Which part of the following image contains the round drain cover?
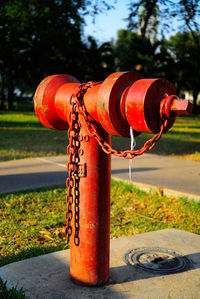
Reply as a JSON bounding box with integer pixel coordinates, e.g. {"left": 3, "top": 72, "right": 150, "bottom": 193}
{"left": 124, "top": 247, "right": 190, "bottom": 274}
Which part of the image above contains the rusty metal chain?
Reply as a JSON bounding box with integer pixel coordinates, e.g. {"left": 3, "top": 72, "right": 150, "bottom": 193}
{"left": 72, "top": 82, "right": 169, "bottom": 159}
{"left": 65, "top": 99, "right": 81, "bottom": 246}
{"left": 65, "top": 81, "right": 169, "bottom": 246}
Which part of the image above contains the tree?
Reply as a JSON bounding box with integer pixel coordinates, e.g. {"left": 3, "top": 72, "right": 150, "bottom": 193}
{"left": 127, "top": 1, "right": 200, "bottom": 41}
{"left": 169, "top": 31, "right": 200, "bottom": 113}
{"left": 0, "top": 0, "right": 85, "bottom": 109}
{"left": 127, "top": 0, "right": 161, "bottom": 40}
{"left": 0, "top": 0, "right": 115, "bottom": 110}
{"left": 113, "top": 29, "right": 163, "bottom": 77}
{"left": 126, "top": 1, "right": 200, "bottom": 113}
{"left": 83, "top": 36, "right": 115, "bottom": 82}
{"left": 175, "top": 1, "right": 200, "bottom": 37}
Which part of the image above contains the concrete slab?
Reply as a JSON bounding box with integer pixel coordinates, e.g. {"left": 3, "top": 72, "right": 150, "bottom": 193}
{"left": 1, "top": 229, "right": 200, "bottom": 299}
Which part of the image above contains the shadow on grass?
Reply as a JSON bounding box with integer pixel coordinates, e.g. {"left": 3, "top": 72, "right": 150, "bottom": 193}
{"left": 139, "top": 137, "right": 199, "bottom": 154}
{"left": 0, "top": 121, "right": 43, "bottom": 128}
{"left": 0, "top": 128, "right": 68, "bottom": 161}
{"left": 166, "top": 131, "right": 200, "bottom": 137}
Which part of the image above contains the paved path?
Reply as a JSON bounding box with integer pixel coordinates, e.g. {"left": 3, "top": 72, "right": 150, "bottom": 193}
{"left": 0, "top": 154, "right": 199, "bottom": 200}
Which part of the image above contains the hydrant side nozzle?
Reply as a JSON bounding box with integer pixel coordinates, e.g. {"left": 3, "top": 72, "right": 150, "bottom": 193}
{"left": 160, "top": 95, "right": 193, "bottom": 119}
{"left": 170, "top": 99, "right": 193, "bottom": 115}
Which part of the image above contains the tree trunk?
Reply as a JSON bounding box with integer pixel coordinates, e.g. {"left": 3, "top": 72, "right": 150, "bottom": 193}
{"left": 0, "top": 72, "right": 6, "bottom": 110}
{"left": 140, "top": 1, "right": 158, "bottom": 40}
{"left": 192, "top": 89, "right": 199, "bottom": 114}
{"left": 7, "top": 75, "right": 14, "bottom": 110}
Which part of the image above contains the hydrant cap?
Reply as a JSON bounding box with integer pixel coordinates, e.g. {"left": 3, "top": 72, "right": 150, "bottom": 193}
{"left": 34, "top": 74, "right": 79, "bottom": 130}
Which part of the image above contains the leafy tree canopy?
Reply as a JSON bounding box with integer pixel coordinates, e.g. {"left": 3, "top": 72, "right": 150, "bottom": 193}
{"left": 127, "top": 0, "right": 200, "bottom": 40}
{"left": 0, "top": 0, "right": 115, "bottom": 110}
{"left": 169, "top": 31, "right": 200, "bottom": 112}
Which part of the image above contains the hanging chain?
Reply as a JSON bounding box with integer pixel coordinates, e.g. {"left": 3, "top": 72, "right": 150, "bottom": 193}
{"left": 65, "top": 82, "right": 101, "bottom": 246}
{"left": 71, "top": 82, "right": 169, "bottom": 159}
{"left": 65, "top": 98, "right": 81, "bottom": 246}
{"left": 65, "top": 81, "right": 169, "bottom": 246}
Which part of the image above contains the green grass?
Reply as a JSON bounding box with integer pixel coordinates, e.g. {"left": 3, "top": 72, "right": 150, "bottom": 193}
{"left": 112, "top": 115, "right": 200, "bottom": 161}
{"left": 0, "top": 111, "right": 67, "bottom": 161}
{"left": 0, "top": 111, "right": 200, "bottom": 161}
{"left": 0, "top": 180, "right": 199, "bottom": 268}
{"left": 110, "top": 180, "right": 200, "bottom": 237}
{"left": 0, "top": 187, "right": 68, "bottom": 267}
{"left": 0, "top": 179, "right": 199, "bottom": 297}
{"left": 0, "top": 279, "right": 26, "bottom": 299}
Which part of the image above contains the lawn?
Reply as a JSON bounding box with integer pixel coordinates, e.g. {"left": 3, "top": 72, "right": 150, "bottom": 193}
{"left": 0, "top": 111, "right": 200, "bottom": 162}
{"left": 0, "top": 179, "right": 199, "bottom": 268}
{"left": 0, "top": 111, "right": 67, "bottom": 161}
{"left": 112, "top": 115, "right": 200, "bottom": 161}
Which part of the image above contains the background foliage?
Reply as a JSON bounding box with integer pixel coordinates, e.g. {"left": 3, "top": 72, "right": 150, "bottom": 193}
{"left": 0, "top": 0, "right": 200, "bottom": 112}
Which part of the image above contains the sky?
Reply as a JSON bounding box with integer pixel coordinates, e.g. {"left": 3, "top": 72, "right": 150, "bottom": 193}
{"left": 83, "top": 1, "right": 183, "bottom": 44}
{"left": 83, "top": 0, "right": 130, "bottom": 43}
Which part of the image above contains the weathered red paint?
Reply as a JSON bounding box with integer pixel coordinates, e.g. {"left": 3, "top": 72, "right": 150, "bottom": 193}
{"left": 84, "top": 84, "right": 101, "bottom": 123}
{"left": 97, "top": 72, "right": 143, "bottom": 137}
{"left": 34, "top": 71, "right": 192, "bottom": 287}
{"left": 125, "top": 78, "right": 176, "bottom": 134}
{"left": 34, "top": 74, "right": 79, "bottom": 130}
{"left": 70, "top": 120, "right": 111, "bottom": 286}
{"left": 55, "top": 82, "right": 80, "bottom": 124}
{"left": 160, "top": 95, "right": 193, "bottom": 117}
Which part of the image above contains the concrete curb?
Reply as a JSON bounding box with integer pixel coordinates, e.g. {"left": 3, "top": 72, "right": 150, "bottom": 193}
{"left": 112, "top": 176, "right": 200, "bottom": 202}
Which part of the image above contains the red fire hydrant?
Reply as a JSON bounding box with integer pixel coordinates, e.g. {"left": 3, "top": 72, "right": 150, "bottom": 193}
{"left": 34, "top": 72, "right": 192, "bottom": 286}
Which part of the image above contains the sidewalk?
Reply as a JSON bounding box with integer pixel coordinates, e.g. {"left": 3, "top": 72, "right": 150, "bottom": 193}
{"left": 0, "top": 154, "right": 199, "bottom": 200}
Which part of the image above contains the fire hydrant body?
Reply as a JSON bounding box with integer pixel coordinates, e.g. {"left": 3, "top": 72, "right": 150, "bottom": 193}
{"left": 34, "top": 72, "right": 192, "bottom": 286}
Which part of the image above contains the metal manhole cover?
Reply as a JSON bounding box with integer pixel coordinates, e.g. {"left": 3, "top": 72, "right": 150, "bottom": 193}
{"left": 124, "top": 247, "right": 191, "bottom": 274}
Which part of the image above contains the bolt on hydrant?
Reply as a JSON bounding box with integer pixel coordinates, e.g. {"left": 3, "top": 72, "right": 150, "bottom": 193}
{"left": 34, "top": 71, "right": 192, "bottom": 286}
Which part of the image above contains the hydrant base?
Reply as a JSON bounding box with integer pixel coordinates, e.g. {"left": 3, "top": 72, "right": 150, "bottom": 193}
{"left": 70, "top": 276, "right": 109, "bottom": 287}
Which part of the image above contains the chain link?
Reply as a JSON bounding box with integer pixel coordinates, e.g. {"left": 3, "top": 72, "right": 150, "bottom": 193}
{"left": 65, "top": 100, "right": 81, "bottom": 246}
{"left": 71, "top": 82, "right": 169, "bottom": 159}
{"left": 65, "top": 81, "right": 169, "bottom": 246}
